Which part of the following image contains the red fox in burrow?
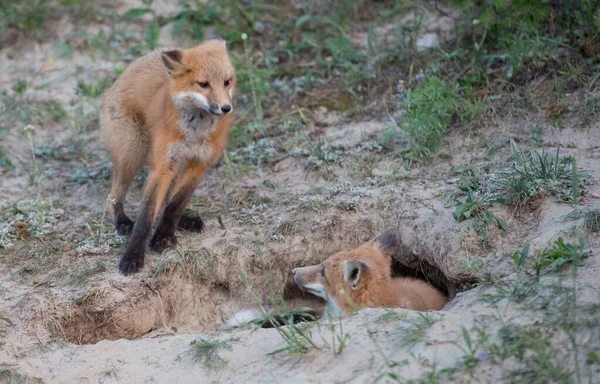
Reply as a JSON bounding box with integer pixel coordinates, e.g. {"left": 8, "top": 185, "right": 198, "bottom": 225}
{"left": 292, "top": 231, "right": 448, "bottom": 315}
{"left": 226, "top": 231, "right": 448, "bottom": 327}
{"left": 100, "top": 37, "right": 235, "bottom": 275}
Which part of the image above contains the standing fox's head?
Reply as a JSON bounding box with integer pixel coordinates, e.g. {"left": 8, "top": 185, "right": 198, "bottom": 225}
{"left": 162, "top": 36, "right": 236, "bottom": 119}
{"left": 292, "top": 231, "right": 399, "bottom": 314}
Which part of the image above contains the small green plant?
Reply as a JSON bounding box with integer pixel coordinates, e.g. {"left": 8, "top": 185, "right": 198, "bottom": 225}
{"left": 240, "top": 33, "right": 265, "bottom": 122}
{"left": 454, "top": 326, "right": 490, "bottom": 370}
{"left": 376, "top": 309, "right": 408, "bottom": 323}
{"left": 488, "top": 142, "right": 594, "bottom": 208}
{"left": 349, "top": 154, "right": 377, "bottom": 179}
{"left": 584, "top": 207, "right": 600, "bottom": 232}
{"left": 531, "top": 126, "right": 544, "bottom": 147}
{"left": 75, "top": 79, "right": 110, "bottom": 99}
{"left": 562, "top": 205, "right": 600, "bottom": 233}
{"left": 149, "top": 247, "right": 214, "bottom": 280}
{"left": 24, "top": 125, "right": 42, "bottom": 194}
{"left": 69, "top": 261, "right": 107, "bottom": 286}
{"left": 533, "top": 237, "right": 590, "bottom": 276}
{"left": 0, "top": 198, "right": 63, "bottom": 248}
{"left": 0, "top": 316, "right": 14, "bottom": 326}
{"left": 302, "top": 140, "right": 345, "bottom": 170}
{"left": 170, "top": 1, "right": 221, "bottom": 41}
{"left": 383, "top": 75, "right": 480, "bottom": 161}
{"left": 321, "top": 313, "right": 350, "bottom": 356}
{"left": 236, "top": 268, "right": 321, "bottom": 357}
{"left": 75, "top": 195, "right": 124, "bottom": 255}
{"left": 0, "top": 2, "right": 50, "bottom": 38}
{"left": 458, "top": 255, "right": 488, "bottom": 274}
{"left": 265, "top": 309, "right": 321, "bottom": 356}
{"left": 397, "top": 313, "right": 437, "bottom": 347}
{"left": 509, "top": 238, "right": 589, "bottom": 277}
{"left": 452, "top": 185, "right": 508, "bottom": 247}
{"left": 122, "top": 0, "right": 160, "bottom": 53}
{"left": 0, "top": 145, "right": 14, "bottom": 171}
{"left": 188, "top": 338, "right": 231, "bottom": 368}
{"left": 510, "top": 244, "right": 530, "bottom": 272}
{"left": 488, "top": 323, "right": 572, "bottom": 383}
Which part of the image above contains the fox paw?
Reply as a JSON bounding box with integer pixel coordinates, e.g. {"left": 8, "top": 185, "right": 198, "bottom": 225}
{"left": 178, "top": 214, "right": 204, "bottom": 233}
{"left": 150, "top": 233, "right": 178, "bottom": 253}
{"left": 118, "top": 251, "right": 144, "bottom": 275}
{"left": 116, "top": 217, "right": 135, "bottom": 236}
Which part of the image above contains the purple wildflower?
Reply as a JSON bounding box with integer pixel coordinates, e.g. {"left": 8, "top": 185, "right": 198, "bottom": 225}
{"left": 415, "top": 70, "right": 424, "bottom": 83}
{"left": 478, "top": 351, "right": 488, "bottom": 362}
{"left": 396, "top": 80, "right": 405, "bottom": 94}
{"left": 399, "top": 93, "right": 405, "bottom": 100}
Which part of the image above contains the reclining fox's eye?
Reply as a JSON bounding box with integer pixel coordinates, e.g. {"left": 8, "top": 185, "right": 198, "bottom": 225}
{"left": 198, "top": 81, "right": 210, "bottom": 89}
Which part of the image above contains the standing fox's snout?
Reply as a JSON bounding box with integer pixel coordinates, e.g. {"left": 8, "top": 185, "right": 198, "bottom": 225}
{"left": 208, "top": 101, "right": 232, "bottom": 116}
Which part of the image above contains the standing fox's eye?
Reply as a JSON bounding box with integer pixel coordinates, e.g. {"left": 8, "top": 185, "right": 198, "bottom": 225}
{"left": 320, "top": 266, "right": 325, "bottom": 277}
{"left": 224, "top": 79, "right": 231, "bottom": 87}
{"left": 197, "top": 82, "right": 210, "bottom": 89}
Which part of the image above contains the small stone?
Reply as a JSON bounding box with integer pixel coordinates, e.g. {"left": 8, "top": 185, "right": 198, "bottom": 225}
{"left": 416, "top": 33, "right": 440, "bottom": 52}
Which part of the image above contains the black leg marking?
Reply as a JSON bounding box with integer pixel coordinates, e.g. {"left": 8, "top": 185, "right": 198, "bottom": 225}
{"left": 119, "top": 197, "right": 154, "bottom": 275}
{"left": 177, "top": 212, "right": 205, "bottom": 232}
{"left": 114, "top": 202, "right": 134, "bottom": 236}
{"left": 150, "top": 184, "right": 197, "bottom": 253}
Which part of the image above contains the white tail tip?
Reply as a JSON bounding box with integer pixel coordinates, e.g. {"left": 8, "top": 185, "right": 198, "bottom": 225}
{"left": 225, "top": 309, "right": 263, "bottom": 327}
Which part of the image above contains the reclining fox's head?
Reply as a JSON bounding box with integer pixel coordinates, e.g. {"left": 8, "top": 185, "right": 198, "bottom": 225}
{"left": 292, "top": 230, "right": 399, "bottom": 314}
{"left": 162, "top": 36, "right": 236, "bottom": 119}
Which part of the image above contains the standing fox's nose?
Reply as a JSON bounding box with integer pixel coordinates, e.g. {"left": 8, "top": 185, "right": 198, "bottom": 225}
{"left": 221, "top": 104, "right": 232, "bottom": 114}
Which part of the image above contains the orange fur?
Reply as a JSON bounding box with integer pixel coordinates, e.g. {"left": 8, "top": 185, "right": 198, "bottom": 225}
{"left": 293, "top": 238, "right": 448, "bottom": 313}
{"left": 100, "top": 38, "right": 236, "bottom": 275}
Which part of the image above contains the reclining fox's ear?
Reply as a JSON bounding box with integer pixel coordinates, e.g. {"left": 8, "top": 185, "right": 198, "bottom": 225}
{"left": 373, "top": 229, "right": 400, "bottom": 257}
{"left": 343, "top": 260, "right": 368, "bottom": 289}
{"left": 207, "top": 35, "right": 227, "bottom": 47}
{"left": 161, "top": 50, "right": 191, "bottom": 76}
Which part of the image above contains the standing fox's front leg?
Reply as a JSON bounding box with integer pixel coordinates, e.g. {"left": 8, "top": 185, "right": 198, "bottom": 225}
{"left": 149, "top": 163, "right": 207, "bottom": 253}
{"left": 119, "top": 166, "right": 177, "bottom": 275}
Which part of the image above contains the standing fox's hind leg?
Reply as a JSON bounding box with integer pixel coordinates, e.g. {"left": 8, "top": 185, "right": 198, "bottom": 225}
{"left": 177, "top": 212, "right": 205, "bottom": 232}
{"left": 108, "top": 136, "right": 148, "bottom": 235}
{"left": 110, "top": 160, "right": 135, "bottom": 235}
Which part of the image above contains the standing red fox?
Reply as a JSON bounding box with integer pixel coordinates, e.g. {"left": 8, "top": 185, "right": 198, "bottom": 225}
{"left": 100, "top": 37, "right": 235, "bottom": 275}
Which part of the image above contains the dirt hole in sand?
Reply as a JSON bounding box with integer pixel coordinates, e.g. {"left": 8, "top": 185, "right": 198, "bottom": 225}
{"left": 57, "top": 230, "right": 458, "bottom": 345}
{"left": 390, "top": 257, "right": 458, "bottom": 300}
{"left": 58, "top": 272, "right": 327, "bottom": 345}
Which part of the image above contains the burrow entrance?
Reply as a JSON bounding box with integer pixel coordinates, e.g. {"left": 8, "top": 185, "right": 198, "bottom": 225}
{"left": 56, "top": 229, "right": 460, "bottom": 345}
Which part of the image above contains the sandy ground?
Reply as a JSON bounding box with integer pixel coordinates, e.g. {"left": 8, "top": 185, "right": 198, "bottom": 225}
{"left": 1, "top": 2, "right": 599, "bottom": 383}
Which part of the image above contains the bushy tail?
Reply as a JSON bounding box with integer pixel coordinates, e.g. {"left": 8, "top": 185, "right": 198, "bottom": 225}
{"left": 225, "top": 307, "right": 319, "bottom": 328}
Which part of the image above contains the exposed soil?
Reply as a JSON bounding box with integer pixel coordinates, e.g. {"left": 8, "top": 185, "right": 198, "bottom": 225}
{"left": 1, "top": 1, "right": 599, "bottom": 383}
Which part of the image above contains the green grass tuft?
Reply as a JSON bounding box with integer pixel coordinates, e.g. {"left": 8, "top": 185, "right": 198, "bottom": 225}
{"left": 188, "top": 338, "right": 232, "bottom": 368}
{"left": 488, "top": 143, "right": 594, "bottom": 207}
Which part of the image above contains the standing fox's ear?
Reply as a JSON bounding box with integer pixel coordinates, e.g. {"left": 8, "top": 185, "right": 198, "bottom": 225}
{"left": 373, "top": 229, "right": 400, "bottom": 257}
{"left": 161, "top": 50, "right": 191, "bottom": 76}
{"left": 343, "top": 260, "right": 368, "bottom": 289}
